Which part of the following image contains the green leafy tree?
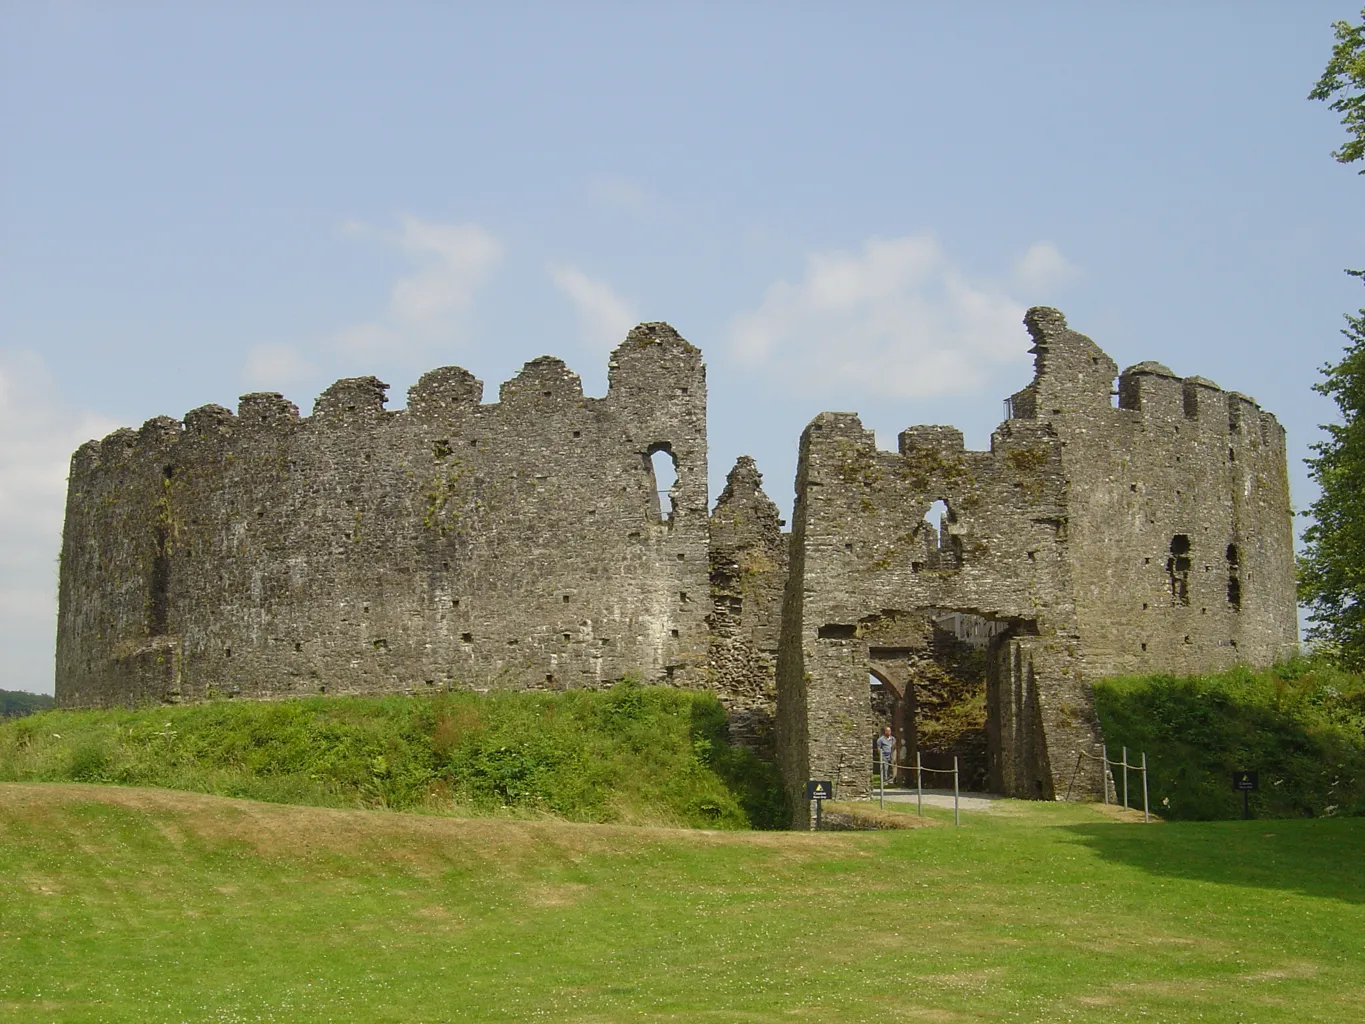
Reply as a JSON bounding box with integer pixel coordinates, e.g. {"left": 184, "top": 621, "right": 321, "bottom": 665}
{"left": 1302, "top": 9, "right": 1365, "bottom": 663}
{"left": 1309, "top": 8, "right": 1365, "bottom": 169}
{"left": 1300, "top": 278, "right": 1365, "bottom": 665}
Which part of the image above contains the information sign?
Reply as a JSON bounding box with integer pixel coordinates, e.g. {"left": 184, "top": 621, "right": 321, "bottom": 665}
{"left": 806, "top": 779, "right": 833, "bottom": 829}
{"left": 805, "top": 779, "right": 834, "bottom": 801}
{"left": 1232, "top": 770, "right": 1258, "bottom": 819}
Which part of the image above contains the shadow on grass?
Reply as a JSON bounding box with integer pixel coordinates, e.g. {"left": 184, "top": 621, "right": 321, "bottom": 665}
{"left": 1094, "top": 666, "right": 1365, "bottom": 820}
{"left": 687, "top": 698, "right": 788, "bottom": 829}
{"left": 1061, "top": 816, "right": 1365, "bottom": 904}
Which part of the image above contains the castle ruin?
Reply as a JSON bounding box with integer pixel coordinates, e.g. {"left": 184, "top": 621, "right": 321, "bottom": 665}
{"left": 55, "top": 309, "right": 1298, "bottom": 817}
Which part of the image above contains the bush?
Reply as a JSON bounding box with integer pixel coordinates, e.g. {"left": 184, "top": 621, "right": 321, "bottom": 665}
{"left": 1094, "top": 658, "right": 1365, "bottom": 820}
{"left": 0, "top": 684, "right": 786, "bottom": 829}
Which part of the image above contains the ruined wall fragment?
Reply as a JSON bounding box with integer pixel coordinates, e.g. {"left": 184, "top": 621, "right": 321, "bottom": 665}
{"left": 708, "top": 456, "right": 788, "bottom": 753}
{"left": 775, "top": 406, "right": 1091, "bottom": 819}
{"left": 778, "top": 306, "right": 1296, "bottom": 819}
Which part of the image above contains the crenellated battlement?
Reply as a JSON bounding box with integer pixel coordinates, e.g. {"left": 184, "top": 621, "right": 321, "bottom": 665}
{"left": 407, "top": 368, "right": 483, "bottom": 420}
{"left": 79, "top": 334, "right": 712, "bottom": 481}
{"left": 59, "top": 325, "right": 710, "bottom": 712}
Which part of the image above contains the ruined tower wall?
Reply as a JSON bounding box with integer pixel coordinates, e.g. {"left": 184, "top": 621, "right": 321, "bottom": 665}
{"left": 774, "top": 407, "right": 1099, "bottom": 813}
{"left": 779, "top": 308, "right": 1297, "bottom": 817}
{"left": 1010, "top": 310, "right": 1298, "bottom": 681}
{"left": 56, "top": 324, "right": 710, "bottom": 707}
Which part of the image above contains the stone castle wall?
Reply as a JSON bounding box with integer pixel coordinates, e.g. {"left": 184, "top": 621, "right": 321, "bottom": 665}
{"left": 56, "top": 324, "right": 712, "bottom": 707}
{"left": 773, "top": 407, "right": 1092, "bottom": 811}
{"left": 56, "top": 308, "right": 1298, "bottom": 816}
{"left": 708, "top": 456, "right": 788, "bottom": 753}
{"left": 775, "top": 308, "right": 1297, "bottom": 819}
{"left": 1011, "top": 311, "right": 1297, "bottom": 678}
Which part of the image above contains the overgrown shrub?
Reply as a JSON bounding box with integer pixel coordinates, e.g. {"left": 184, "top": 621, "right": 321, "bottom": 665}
{"left": 1094, "top": 658, "right": 1365, "bottom": 820}
{"left": 0, "top": 684, "right": 786, "bottom": 829}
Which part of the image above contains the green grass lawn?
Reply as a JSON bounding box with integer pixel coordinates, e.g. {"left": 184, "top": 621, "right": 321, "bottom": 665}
{"left": 3, "top": 784, "right": 1363, "bottom": 1022}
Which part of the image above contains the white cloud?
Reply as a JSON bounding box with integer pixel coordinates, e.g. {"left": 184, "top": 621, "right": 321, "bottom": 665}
{"left": 388, "top": 218, "right": 502, "bottom": 338}
{"left": 0, "top": 352, "right": 116, "bottom": 694}
{"left": 333, "top": 324, "right": 403, "bottom": 359}
{"left": 245, "top": 217, "right": 502, "bottom": 386}
{"left": 730, "top": 235, "right": 1037, "bottom": 399}
{"left": 586, "top": 176, "right": 659, "bottom": 217}
{"left": 550, "top": 265, "right": 637, "bottom": 351}
{"left": 242, "top": 344, "right": 316, "bottom": 389}
{"left": 1013, "top": 241, "right": 1079, "bottom": 292}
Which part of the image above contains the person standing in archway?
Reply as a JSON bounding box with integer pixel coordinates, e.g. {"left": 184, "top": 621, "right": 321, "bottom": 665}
{"left": 876, "top": 726, "right": 895, "bottom": 788}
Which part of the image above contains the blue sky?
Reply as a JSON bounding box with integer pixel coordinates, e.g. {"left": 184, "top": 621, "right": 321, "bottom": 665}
{"left": 2, "top": 2, "right": 1361, "bottom": 695}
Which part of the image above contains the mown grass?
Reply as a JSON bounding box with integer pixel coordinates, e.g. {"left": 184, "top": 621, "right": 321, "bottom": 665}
{"left": 0, "top": 684, "right": 785, "bottom": 829}
{"left": 1094, "top": 657, "right": 1365, "bottom": 820}
{"left": 2, "top": 784, "right": 1363, "bottom": 1022}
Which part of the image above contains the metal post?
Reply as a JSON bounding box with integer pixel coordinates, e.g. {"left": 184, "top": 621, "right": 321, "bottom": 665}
{"left": 1122, "top": 745, "right": 1129, "bottom": 810}
{"left": 815, "top": 798, "right": 822, "bottom": 831}
{"left": 916, "top": 751, "right": 923, "bottom": 817}
{"left": 1101, "top": 743, "right": 1109, "bottom": 804}
{"left": 879, "top": 757, "right": 886, "bottom": 811}
{"left": 953, "top": 755, "right": 960, "bottom": 827}
{"left": 1141, "top": 751, "right": 1150, "bottom": 824}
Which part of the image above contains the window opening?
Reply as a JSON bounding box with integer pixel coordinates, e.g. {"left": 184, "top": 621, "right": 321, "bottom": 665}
{"left": 1182, "top": 382, "right": 1199, "bottom": 420}
{"left": 647, "top": 444, "right": 679, "bottom": 522}
{"left": 921, "top": 499, "right": 962, "bottom": 569}
{"left": 1226, "top": 543, "right": 1242, "bottom": 611}
{"left": 1167, "top": 535, "right": 1192, "bottom": 605}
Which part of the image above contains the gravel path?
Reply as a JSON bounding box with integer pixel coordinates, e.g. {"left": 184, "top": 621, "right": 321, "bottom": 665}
{"left": 872, "top": 788, "right": 1006, "bottom": 811}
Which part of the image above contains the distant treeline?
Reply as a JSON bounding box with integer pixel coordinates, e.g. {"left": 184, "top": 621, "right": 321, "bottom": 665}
{"left": 0, "top": 691, "right": 55, "bottom": 719}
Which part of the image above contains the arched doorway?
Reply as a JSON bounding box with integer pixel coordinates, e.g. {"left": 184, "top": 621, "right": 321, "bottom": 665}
{"left": 867, "top": 664, "right": 910, "bottom": 784}
{"left": 861, "top": 610, "right": 1029, "bottom": 793}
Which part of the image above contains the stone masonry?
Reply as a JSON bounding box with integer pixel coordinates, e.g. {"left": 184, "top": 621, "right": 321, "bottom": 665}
{"left": 56, "top": 309, "right": 1297, "bottom": 814}
{"left": 57, "top": 325, "right": 711, "bottom": 706}
{"left": 775, "top": 309, "right": 1297, "bottom": 820}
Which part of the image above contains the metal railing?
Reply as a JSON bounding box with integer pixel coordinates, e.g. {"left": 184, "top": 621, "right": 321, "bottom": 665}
{"left": 873, "top": 754, "right": 962, "bottom": 826}
{"left": 1067, "top": 744, "right": 1150, "bottom": 823}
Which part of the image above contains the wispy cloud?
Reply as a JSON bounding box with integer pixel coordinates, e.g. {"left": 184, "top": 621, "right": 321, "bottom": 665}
{"left": 242, "top": 217, "right": 502, "bottom": 391}
{"left": 730, "top": 235, "right": 1067, "bottom": 399}
{"left": 1012, "top": 241, "right": 1079, "bottom": 293}
{"left": 387, "top": 218, "right": 502, "bottom": 339}
{"left": 0, "top": 351, "right": 116, "bottom": 693}
{"left": 550, "top": 265, "right": 637, "bottom": 351}
{"left": 585, "top": 176, "right": 661, "bottom": 218}
{"left": 242, "top": 344, "right": 317, "bottom": 389}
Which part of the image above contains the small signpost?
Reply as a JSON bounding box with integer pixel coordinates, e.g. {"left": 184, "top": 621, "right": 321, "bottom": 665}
{"left": 1232, "top": 770, "right": 1259, "bottom": 820}
{"left": 806, "top": 779, "right": 833, "bottom": 830}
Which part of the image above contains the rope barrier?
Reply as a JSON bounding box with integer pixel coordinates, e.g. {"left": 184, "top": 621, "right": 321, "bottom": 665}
{"left": 1076, "top": 748, "right": 1146, "bottom": 771}
{"left": 865, "top": 760, "right": 957, "bottom": 774}
{"left": 1065, "top": 745, "right": 1150, "bottom": 822}
{"left": 866, "top": 753, "right": 961, "bottom": 825}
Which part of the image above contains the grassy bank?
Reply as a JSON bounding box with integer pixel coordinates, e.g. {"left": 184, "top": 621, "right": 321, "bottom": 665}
{"left": 3, "top": 784, "right": 1363, "bottom": 1022}
{"left": 0, "top": 684, "right": 784, "bottom": 829}
{"left": 1094, "top": 658, "right": 1365, "bottom": 820}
